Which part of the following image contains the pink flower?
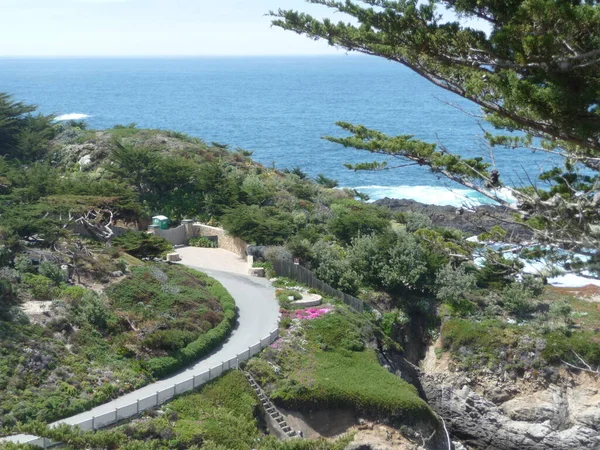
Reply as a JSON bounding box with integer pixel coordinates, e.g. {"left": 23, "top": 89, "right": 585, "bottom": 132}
{"left": 294, "top": 307, "right": 332, "bottom": 320}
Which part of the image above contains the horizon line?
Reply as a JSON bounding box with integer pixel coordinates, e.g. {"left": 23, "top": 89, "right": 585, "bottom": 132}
{"left": 0, "top": 53, "right": 361, "bottom": 59}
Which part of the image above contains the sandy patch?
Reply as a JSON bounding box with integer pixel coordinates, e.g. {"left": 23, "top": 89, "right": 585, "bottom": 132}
{"left": 21, "top": 300, "right": 53, "bottom": 323}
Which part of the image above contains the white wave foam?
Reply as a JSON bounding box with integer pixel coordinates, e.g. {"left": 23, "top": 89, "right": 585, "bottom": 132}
{"left": 55, "top": 113, "right": 91, "bottom": 121}
{"left": 352, "top": 185, "right": 516, "bottom": 207}
{"left": 548, "top": 273, "right": 600, "bottom": 288}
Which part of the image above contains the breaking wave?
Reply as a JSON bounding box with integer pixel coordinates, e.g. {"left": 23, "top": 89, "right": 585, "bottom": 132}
{"left": 353, "top": 185, "right": 517, "bottom": 207}
{"left": 55, "top": 113, "right": 91, "bottom": 121}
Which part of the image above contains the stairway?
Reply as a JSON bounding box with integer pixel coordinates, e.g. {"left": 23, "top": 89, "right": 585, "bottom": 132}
{"left": 243, "top": 371, "right": 300, "bottom": 439}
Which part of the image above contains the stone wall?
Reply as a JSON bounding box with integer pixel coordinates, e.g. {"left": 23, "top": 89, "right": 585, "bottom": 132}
{"left": 147, "top": 221, "right": 248, "bottom": 260}
{"left": 192, "top": 224, "right": 247, "bottom": 258}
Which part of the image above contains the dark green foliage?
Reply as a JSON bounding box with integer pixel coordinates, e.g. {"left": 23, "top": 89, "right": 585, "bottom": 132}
{"left": 0, "top": 264, "right": 234, "bottom": 428}
{"left": 221, "top": 205, "right": 294, "bottom": 245}
{"left": 38, "top": 262, "right": 66, "bottom": 285}
{"left": 21, "top": 274, "right": 57, "bottom": 300}
{"left": 0, "top": 93, "right": 56, "bottom": 161}
{"left": 113, "top": 231, "right": 173, "bottom": 259}
{"left": 327, "top": 200, "right": 390, "bottom": 245}
{"left": 314, "top": 174, "right": 339, "bottom": 188}
{"left": 105, "top": 265, "right": 236, "bottom": 378}
{"left": 68, "top": 291, "right": 117, "bottom": 332}
{"left": 12, "top": 371, "right": 351, "bottom": 449}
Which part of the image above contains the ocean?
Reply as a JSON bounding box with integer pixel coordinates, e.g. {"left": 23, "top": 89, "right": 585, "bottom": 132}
{"left": 0, "top": 55, "right": 560, "bottom": 206}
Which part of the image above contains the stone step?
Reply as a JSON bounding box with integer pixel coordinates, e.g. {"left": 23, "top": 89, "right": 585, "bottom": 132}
{"left": 270, "top": 412, "right": 280, "bottom": 419}
{"left": 279, "top": 421, "right": 287, "bottom": 427}
{"left": 275, "top": 416, "right": 284, "bottom": 423}
{"left": 282, "top": 426, "right": 291, "bottom": 433}
{"left": 288, "top": 431, "right": 297, "bottom": 437}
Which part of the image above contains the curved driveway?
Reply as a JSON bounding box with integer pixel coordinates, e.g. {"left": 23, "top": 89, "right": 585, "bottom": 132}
{"left": 2, "top": 264, "right": 279, "bottom": 445}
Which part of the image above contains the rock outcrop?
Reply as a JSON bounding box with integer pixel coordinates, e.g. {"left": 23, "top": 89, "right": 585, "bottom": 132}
{"left": 374, "top": 198, "right": 532, "bottom": 242}
{"left": 380, "top": 344, "right": 600, "bottom": 450}
{"left": 420, "top": 372, "right": 600, "bottom": 450}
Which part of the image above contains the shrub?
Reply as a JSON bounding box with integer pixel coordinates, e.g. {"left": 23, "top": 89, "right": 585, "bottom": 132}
{"left": 39, "top": 262, "right": 67, "bottom": 285}
{"left": 22, "top": 274, "right": 56, "bottom": 300}
{"left": 542, "top": 330, "right": 600, "bottom": 367}
{"left": 189, "top": 236, "right": 217, "bottom": 248}
{"left": 549, "top": 301, "right": 573, "bottom": 325}
{"left": 502, "top": 282, "right": 537, "bottom": 317}
{"left": 59, "top": 285, "right": 88, "bottom": 302}
{"left": 144, "top": 329, "right": 198, "bottom": 352}
{"left": 14, "top": 255, "right": 35, "bottom": 274}
{"left": 435, "top": 264, "right": 477, "bottom": 314}
{"left": 113, "top": 231, "right": 173, "bottom": 259}
{"left": 328, "top": 200, "right": 390, "bottom": 245}
{"left": 221, "top": 205, "right": 295, "bottom": 245}
{"left": 401, "top": 212, "right": 433, "bottom": 233}
{"left": 142, "top": 274, "right": 237, "bottom": 378}
{"left": 68, "top": 291, "right": 116, "bottom": 332}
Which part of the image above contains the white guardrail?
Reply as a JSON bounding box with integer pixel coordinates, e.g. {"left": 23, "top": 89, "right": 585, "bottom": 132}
{"left": 14, "top": 323, "right": 281, "bottom": 449}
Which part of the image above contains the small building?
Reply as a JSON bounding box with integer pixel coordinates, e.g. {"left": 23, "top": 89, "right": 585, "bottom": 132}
{"left": 152, "top": 215, "right": 169, "bottom": 230}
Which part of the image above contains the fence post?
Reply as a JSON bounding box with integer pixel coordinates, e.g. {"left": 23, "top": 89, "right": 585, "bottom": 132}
{"left": 115, "top": 407, "right": 118, "bottom": 423}
{"left": 193, "top": 375, "right": 196, "bottom": 389}
{"left": 92, "top": 415, "right": 95, "bottom": 430}
{"left": 248, "top": 346, "right": 251, "bottom": 358}
{"left": 136, "top": 399, "right": 140, "bottom": 414}
{"left": 208, "top": 367, "right": 212, "bottom": 379}
{"left": 236, "top": 353, "right": 239, "bottom": 367}
{"left": 156, "top": 391, "right": 159, "bottom": 405}
{"left": 173, "top": 384, "right": 177, "bottom": 396}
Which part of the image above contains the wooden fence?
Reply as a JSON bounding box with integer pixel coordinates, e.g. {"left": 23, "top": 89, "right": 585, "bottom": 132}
{"left": 272, "top": 259, "right": 364, "bottom": 313}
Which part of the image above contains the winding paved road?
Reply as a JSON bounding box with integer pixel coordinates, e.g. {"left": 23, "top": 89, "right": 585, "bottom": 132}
{"left": 2, "top": 263, "right": 279, "bottom": 445}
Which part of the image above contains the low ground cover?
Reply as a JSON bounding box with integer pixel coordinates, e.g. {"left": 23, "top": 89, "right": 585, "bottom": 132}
{"left": 440, "top": 286, "right": 600, "bottom": 376}
{"left": 0, "top": 263, "right": 234, "bottom": 430}
{"left": 247, "top": 305, "right": 436, "bottom": 426}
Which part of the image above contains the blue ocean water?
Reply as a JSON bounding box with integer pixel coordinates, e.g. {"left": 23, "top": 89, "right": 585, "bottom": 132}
{"left": 0, "top": 56, "right": 559, "bottom": 205}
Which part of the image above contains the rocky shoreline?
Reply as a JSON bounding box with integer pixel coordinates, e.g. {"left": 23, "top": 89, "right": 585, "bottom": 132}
{"left": 374, "top": 198, "right": 532, "bottom": 242}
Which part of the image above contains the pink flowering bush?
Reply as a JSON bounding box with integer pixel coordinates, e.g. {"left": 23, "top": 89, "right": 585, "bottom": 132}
{"left": 294, "top": 307, "right": 332, "bottom": 320}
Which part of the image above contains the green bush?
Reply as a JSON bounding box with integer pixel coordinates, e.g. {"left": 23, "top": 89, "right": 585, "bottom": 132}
{"left": 542, "top": 330, "right": 600, "bottom": 367}
{"left": 39, "top": 262, "right": 67, "bottom": 285}
{"left": 221, "top": 205, "right": 295, "bottom": 245}
{"left": 68, "top": 291, "right": 116, "bottom": 332}
{"left": 113, "top": 231, "right": 173, "bottom": 259}
{"left": 22, "top": 274, "right": 57, "bottom": 299}
{"left": 502, "top": 282, "right": 537, "bottom": 317}
{"left": 189, "top": 236, "right": 217, "bottom": 248}
{"left": 59, "top": 285, "right": 88, "bottom": 301}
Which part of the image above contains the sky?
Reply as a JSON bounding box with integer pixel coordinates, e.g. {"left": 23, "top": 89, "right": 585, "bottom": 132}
{"left": 0, "top": 0, "right": 489, "bottom": 57}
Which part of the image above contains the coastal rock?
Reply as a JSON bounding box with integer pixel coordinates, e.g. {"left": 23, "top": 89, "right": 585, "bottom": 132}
{"left": 374, "top": 198, "right": 532, "bottom": 241}
{"left": 381, "top": 344, "right": 600, "bottom": 450}
{"left": 420, "top": 372, "right": 600, "bottom": 450}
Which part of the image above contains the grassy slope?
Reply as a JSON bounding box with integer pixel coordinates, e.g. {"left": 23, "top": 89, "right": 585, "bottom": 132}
{"left": 248, "top": 306, "right": 436, "bottom": 427}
